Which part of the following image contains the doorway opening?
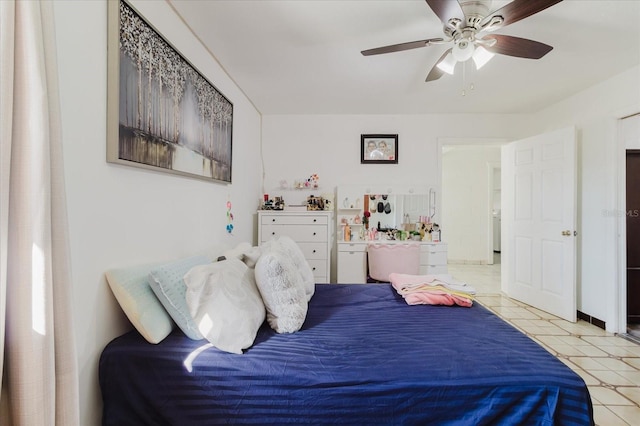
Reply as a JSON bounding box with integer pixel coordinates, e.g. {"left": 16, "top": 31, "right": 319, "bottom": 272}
{"left": 438, "top": 138, "right": 505, "bottom": 268}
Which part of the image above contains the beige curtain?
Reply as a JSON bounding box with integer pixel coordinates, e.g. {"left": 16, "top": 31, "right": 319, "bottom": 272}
{"left": 0, "top": 0, "right": 79, "bottom": 424}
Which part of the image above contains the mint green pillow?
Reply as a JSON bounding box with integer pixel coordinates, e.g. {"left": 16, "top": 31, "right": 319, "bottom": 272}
{"left": 106, "top": 263, "right": 174, "bottom": 344}
{"left": 148, "top": 255, "right": 211, "bottom": 340}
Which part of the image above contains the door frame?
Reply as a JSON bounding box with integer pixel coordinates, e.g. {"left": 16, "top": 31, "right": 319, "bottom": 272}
{"left": 487, "top": 161, "right": 501, "bottom": 265}
{"left": 616, "top": 112, "right": 640, "bottom": 334}
{"left": 617, "top": 139, "right": 627, "bottom": 334}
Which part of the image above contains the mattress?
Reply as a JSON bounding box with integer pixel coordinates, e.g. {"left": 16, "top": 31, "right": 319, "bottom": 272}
{"left": 100, "top": 283, "right": 593, "bottom": 425}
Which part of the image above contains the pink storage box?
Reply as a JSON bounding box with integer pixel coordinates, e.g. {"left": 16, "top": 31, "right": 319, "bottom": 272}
{"left": 367, "top": 243, "right": 420, "bottom": 282}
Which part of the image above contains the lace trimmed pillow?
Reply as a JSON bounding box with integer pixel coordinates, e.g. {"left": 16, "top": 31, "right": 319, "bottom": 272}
{"left": 254, "top": 248, "right": 308, "bottom": 333}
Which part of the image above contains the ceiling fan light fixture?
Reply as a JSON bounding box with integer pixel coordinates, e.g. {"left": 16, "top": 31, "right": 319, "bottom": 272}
{"left": 452, "top": 40, "right": 475, "bottom": 62}
{"left": 436, "top": 52, "right": 457, "bottom": 75}
{"left": 472, "top": 46, "right": 495, "bottom": 70}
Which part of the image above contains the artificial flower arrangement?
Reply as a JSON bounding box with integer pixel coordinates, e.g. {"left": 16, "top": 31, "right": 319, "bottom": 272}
{"left": 295, "top": 173, "right": 320, "bottom": 189}
{"left": 305, "top": 174, "right": 319, "bottom": 189}
{"left": 363, "top": 210, "right": 371, "bottom": 229}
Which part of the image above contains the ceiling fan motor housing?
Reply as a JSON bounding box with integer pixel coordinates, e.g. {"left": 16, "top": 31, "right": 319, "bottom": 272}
{"left": 460, "top": 0, "right": 492, "bottom": 19}
{"left": 445, "top": 0, "right": 491, "bottom": 39}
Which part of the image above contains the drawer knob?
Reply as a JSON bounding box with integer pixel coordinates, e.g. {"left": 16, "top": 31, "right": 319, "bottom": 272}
{"left": 313, "top": 219, "right": 317, "bottom": 222}
{"left": 312, "top": 267, "right": 316, "bottom": 271}
{"left": 272, "top": 218, "right": 276, "bottom": 222}
{"left": 272, "top": 232, "right": 276, "bottom": 235}
{"left": 313, "top": 249, "right": 316, "bottom": 253}
{"left": 313, "top": 232, "right": 317, "bottom": 236}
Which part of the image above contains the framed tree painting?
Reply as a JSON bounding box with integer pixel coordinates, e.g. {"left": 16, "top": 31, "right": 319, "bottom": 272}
{"left": 107, "top": 0, "right": 233, "bottom": 183}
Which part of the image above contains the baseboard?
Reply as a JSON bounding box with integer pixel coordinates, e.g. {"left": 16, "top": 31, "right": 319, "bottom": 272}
{"left": 577, "top": 311, "right": 606, "bottom": 330}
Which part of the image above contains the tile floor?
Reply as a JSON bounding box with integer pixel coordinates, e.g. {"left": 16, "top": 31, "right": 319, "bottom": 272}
{"left": 447, "top": 262, "right": 640, "bottom": 426}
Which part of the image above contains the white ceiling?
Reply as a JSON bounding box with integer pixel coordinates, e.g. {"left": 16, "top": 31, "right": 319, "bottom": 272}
{"left": 168, "top": 0, "right": 640, "bottom": 115}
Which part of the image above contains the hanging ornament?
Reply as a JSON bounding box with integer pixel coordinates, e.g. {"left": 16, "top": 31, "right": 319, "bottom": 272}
{"left": 226, "top": 200, "right": 234, "bottom": 234}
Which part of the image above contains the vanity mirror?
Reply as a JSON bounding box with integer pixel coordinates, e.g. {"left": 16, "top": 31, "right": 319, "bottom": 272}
{"left": 336, "top": 185, "right": 435, "bottom": 237}
{"left": 363, "top": 193, "right": 428, "bottom": 231}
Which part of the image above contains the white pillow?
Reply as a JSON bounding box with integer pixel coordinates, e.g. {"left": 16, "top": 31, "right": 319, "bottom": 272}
{"left": 105, "top": 263, "right": 174, "bottom": 344}
{"left": 148, "top": 255, "right": 211, "bottom": 340}
{"left": 223, "top": 242, "right": 262, "bottom": 269}
{"left": 197, "top": 243, "right": 232, "bottom": 262}
{"left": 223, "top": 242, "right": 252, "bottom": 261}
{"left": 241, "top": 245, "right": 262, "bottom": 269}
{"left": 271, "top": 236, "right": 315, "bottom": 300}
{"left": 184, "top": 258, "right": 266, "bottom": 354}
{"left": 254, "top": 249, "right": 308, "bottom": 333}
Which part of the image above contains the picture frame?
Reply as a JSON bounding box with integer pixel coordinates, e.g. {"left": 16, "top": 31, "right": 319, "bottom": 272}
{"left": 361, "top": 134, "right": 398, "bottom": 164}
{"left": 107, "top": 0, "right": 233, "bottom": 183}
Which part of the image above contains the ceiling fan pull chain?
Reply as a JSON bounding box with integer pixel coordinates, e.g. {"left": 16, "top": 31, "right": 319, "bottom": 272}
{"left": 461, "top": 62, "right": 476, "bottom": 97}
{"left": 462, "top": 61, "right": 466, "bottom": 96}
{"left": 470, "top": 58, "right": 476, "bottom": 92}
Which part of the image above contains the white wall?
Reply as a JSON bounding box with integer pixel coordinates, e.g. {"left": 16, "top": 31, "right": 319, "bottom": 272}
{"left": 442, "top": 146, "right": 501, "bottom": 263}
{"left": 53, "top": 1, "right": 262, "bottom": 424}
{"left": 261, "top": 114, "right": 528, "bottom": 207}
{"left": 531, "top": 66, "right": 640, "bottom": 332}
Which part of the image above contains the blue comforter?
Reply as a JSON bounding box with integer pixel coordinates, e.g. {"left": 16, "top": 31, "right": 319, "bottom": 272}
{"left": 100, "top": 283, "right": 593, "bottom": 425}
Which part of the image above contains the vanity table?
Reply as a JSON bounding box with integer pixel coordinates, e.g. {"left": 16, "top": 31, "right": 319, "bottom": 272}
{"left": 337, "top": 240, "right": 448, "bottom": 283}
{"left": 335, "top": 184, "right": 447, "bottom": 284}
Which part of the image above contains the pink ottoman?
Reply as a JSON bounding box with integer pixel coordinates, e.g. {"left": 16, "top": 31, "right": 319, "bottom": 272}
{"left": 367, "top": 243, "right": 420, "bottom": 282}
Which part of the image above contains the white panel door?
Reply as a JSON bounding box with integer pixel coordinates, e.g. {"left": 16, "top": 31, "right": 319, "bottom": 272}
{"left": 502, "top": 127, "right": 577, "bottom": 322}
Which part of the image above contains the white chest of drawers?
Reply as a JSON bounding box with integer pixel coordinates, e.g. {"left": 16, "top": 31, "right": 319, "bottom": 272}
{"left": 337, "top": 240, "right": 447, "bottom": 283}
{"left": 258, "top": 211, "right": 333, "bottom": 283}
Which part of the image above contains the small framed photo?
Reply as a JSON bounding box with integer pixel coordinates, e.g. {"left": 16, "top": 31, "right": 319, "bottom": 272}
{"left": 361, "top": 134, "right": 398, "bottom": 164}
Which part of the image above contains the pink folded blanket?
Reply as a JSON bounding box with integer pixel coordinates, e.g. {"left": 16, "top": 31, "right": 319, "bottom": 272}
{"left": 402, "top": 291, "right": 473, "bottom": 307}
{"left": 389, "top": 272, "right": 475, "bottom": 307}
{"left": 389, "top": 273, "right": 476, "bottom": 295}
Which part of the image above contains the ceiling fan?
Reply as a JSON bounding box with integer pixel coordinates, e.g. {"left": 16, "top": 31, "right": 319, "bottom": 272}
{"left": 361, "top": 0, "right": 563, "bottom": 82}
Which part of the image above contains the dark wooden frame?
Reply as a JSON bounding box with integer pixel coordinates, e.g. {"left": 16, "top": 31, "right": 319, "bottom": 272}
{"left": 361, "top": 134, "right": 398, "bottom": 164}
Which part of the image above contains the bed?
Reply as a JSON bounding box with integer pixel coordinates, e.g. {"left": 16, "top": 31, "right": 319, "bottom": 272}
{"left": 100, "top": 283, "right": 593, "bottom": 425}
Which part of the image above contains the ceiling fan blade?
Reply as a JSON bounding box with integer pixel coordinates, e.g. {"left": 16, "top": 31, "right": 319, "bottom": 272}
{"left": 481, "top": 0, "right": 563, "bottom": 29}
{"left": 426, "top": 48, "right": 453, "bottom": 82}
{"left": 425, "top": 0, "right": 465, "bottom": 26}
{"left": 361, "top": 38, "right": 444, "bottom": 56}
{"left": 484, "top": 34, "right": 553, "bottom": 59}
